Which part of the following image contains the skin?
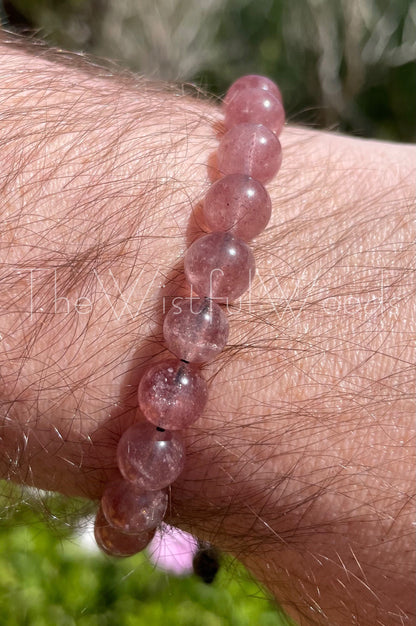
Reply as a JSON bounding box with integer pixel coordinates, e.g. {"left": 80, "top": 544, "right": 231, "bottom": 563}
{"left": 0, "top": 33, "right": 415, "bottom": 625}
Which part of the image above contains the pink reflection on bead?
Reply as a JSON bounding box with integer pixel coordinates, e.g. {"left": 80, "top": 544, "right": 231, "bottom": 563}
{"left": 203, "top": 174, "right": 271, "bottom": 241}
{"left": 94, "top": 506, "right": 155, "bottom": 557}
{"left": 101, "top": 479, "right": 168, "bottom": 534}
{"left": 117, "top": 421, "right": 185, "bottom": 490}
{"left": 138, "top": 359, "right": 208, "bottom": 430}
{"left": 225, "top": 74, "right": 282, "bottom": 105}
{"left": 217, "top": 123, "right": 282, "bottom": 184}
{"left": 163, "top": 298, "right": 228, "bottom": 363}
{"left": 184, "top": 232, "right": 255, "bottom": 303}
{"left": 224, "top": 87, "right": 284, "bottom": 136}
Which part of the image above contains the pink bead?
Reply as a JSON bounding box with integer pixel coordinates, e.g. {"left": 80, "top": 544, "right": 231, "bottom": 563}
{"left": 225, "top": 74, "right": 282, "bottom": 105}
{"left": 101, "top": 479, "right": 168, "bottom": 534}
{"left": 94, "top": 506, "right": 155, "bottom": 557}
{"left": 138, "top": 359, "right": 208, "bottom": 430}
{"left": 203, "top": 174, "right": 272, "bottom": 240}
{"left": 184, "top": 232, "right": 255, "bottom": 303}
{"left": 224, "top": 87, "right": 285, "bottom": 136}
{"left": 163, "top": 297, "right": 228, "bottom": 363}
{"left": 217, "top": 123, "right": 282, "bottom": 184}
{"left": 117, "top": 421, "right": 185, "bottom": 490}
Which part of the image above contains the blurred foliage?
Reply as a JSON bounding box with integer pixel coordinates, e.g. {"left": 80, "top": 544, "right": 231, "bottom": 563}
{"left": 0, "top": 483, "right": 292, "bottom": 626}
{"left": 1, "top": 0, "right": 415, "bottom": 141}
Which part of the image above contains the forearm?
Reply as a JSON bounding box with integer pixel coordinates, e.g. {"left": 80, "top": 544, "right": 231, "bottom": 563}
{"left": 0, "top": 36, "right": 415, "bottom": 625}
{"left": 179, "top": 131, "right": 415, "bottom": 624}
{"left": 0, "top": 34, "right": 217, "bottom": 495}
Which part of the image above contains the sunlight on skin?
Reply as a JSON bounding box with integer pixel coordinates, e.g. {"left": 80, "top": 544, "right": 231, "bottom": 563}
{"left": 0, "top": 34, "right": 414, "bottom": 625}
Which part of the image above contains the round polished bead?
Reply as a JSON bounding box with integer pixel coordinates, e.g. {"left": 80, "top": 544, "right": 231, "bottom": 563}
{"left": 117, "top": 421, "right": 185, "bottom": 490}
{"left": 224, "top": 87, "right": 284, "bottom": 136}
{"left": 101, "top": 479, "right": 168, "bottom": 534}
{"left": 184, "top": 232, "right": 255, "bottom": 302}
{"left": 163, "top": 298, "right": 229, "bottom": 363}
{"left": 217, "top": 123, "right": 282, "bottom": 184}
{"left": 94, "top": 506, "right": 155, "bottom": 557}
{"left": 203, "top": 174, "right": 272, "bottom": 240}
{"left": 225, "top": 74, "right": 282, "bottom": 105}
{"left": 138, "top": 359, "right": 208, "bottom": 430}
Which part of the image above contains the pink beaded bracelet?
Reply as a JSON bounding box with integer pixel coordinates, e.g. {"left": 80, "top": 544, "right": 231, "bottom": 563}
{"left": 93, "top": 74, "right": 285, "bottom": 558}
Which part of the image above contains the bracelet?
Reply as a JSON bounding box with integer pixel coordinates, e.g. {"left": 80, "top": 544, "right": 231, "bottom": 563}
{"left": 93, "top": 74, "right": 285, "bottom": 558}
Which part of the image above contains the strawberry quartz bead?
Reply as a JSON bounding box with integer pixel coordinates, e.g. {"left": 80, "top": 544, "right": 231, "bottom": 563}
{"left": 217, "top": 123, "right": 282, "bottom": 184}
{"left": 94, "top": 506, "right": 155, "bottom": 557}
{"left": 138, "top": 359, "right": 208, "bottom": 430}
{"left": 224, "top": 87, "right": 285, "bottom": 136}
{"left": 203, "top": 174, "right": 272, "bottom": 241}
{"left": 117, "top": 421, "right": 185, "bottom": 490}
{"left": 163, "top": 298, "right": 229, "bottom": 363}
{"left": 101, "top": 479, "right": 168, "bottom": 534}
{"left": 184, "top": 232, "right": 255, "bottom": 303}
{"left": 224, "top": 74, "right": 282, "bottom": 105}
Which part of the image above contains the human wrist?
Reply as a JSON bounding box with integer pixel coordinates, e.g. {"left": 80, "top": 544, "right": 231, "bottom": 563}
{"left": 0, "top": 40, "right": 414, "bottom": 625}
{"left": 0, "top": 46, "right": 413, "bottom": 514}
{"left": 175, "top": 129, "right": 415, "bottom": 624}
{"left": 0, "top": 41, "right": 218, "bottom": 494}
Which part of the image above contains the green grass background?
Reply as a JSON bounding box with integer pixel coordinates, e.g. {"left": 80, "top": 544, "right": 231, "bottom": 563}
{"left": 0, "top": 486, "right": 292, "bottom": 626}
